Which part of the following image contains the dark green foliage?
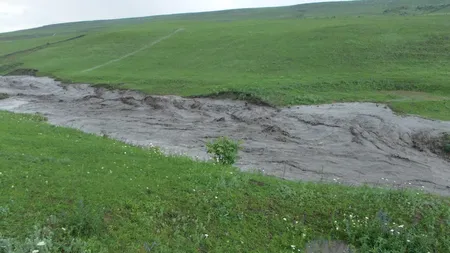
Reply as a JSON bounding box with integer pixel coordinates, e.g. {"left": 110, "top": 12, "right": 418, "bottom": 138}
{"left": 206, "top": 136, "right": 242, "bottom": 165}
{"left": 0, "top": 93, "right": 8, "bottom": 100}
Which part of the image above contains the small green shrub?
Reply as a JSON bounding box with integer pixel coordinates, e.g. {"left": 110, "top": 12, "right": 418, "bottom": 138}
{"left": 0, "top": 93, "right": 8, "bottom": 100}
{"left": 444, "top": 144, "right": 450, "bottom": 153}
{"left": 444, "top": 134, "right": 450, "bottom": 153}
{"left": 206, "top": 136, "right": 242, "bottom": 165}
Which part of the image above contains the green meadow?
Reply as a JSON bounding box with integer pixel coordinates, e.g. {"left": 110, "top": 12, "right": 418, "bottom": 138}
{"left": 1, "top": 0, "right": 450, "bottom": 119}
{"left": 0, "top": 112, "right": 449, "bottom": 252}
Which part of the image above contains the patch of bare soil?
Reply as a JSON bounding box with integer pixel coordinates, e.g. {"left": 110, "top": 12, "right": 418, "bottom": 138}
{"left": 1, "top": 76, "right": 449, "bottom": 195}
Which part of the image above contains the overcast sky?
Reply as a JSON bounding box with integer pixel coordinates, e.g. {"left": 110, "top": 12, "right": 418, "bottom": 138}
{"left": 0, "top": 0, "right": 343, "bottom": 33}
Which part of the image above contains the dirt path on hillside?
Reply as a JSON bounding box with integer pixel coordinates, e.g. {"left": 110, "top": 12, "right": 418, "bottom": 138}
{"left": 1, "top": 76, "right": 449, "bottom": 195}
{"left": 81, "top": 28, "right": 184, "bottom": 73}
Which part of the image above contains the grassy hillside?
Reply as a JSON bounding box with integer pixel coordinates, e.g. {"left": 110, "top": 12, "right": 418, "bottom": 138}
{"left": 1, "top": 0, "right": 450, "bottom": 119}
{"left": 0, "top": 111, "right": 449, "bottom": 252}
{"left": 1, "top": 1, "right": 450, "bottom": 252}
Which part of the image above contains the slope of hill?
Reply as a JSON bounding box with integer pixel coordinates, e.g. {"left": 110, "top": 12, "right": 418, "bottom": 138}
{"left": 0, "top": 2, "right": 448, "bottom": 111}
{"left": 1, "top": 1, "right": 450, "bottom": 251}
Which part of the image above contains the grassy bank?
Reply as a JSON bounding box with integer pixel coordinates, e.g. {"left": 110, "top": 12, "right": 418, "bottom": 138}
{"left": 0, "top": 111, "right": 449, "bottom": 252}
{"left": 0, "top": 1, "right": 449, "bottom": 119}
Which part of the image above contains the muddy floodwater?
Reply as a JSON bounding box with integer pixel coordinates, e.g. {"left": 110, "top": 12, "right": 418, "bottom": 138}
{"left": 1, "top": 76, "right": 449, "bottom": 195}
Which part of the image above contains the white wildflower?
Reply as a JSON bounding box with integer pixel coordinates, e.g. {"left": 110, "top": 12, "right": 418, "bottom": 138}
{"left": 283, "top": 218, "right": 287, "bottom": 221}
{"left": 291, "top": 245, "right": 296, "bottom": 249}
{"left": 204, "top": 234, "right": 209, "bottom": 238}
{"left": 398, "top": 225, "right": 404, "bottom": 228}
{"left": 32, "top": 250, "right": 39, "bottom": 253}
{"left": 37, "top": 241, "right": 46, "bottom": 246}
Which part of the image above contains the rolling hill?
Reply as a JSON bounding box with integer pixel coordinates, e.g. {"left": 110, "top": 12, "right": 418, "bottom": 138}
{"left": 1, "top": 1, "right": 450, "bottom": 252}
{"left": 1, "top": 0, "right": 449, "bottom": 119}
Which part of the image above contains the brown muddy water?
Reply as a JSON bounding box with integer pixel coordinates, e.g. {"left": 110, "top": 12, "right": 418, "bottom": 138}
{"left": 1, "top": 76, "right": 449, "bottom": 195}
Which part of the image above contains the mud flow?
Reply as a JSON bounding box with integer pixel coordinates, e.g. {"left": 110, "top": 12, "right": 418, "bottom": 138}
{"left": 1, "top": 76, "right": 449, "bottom": 195}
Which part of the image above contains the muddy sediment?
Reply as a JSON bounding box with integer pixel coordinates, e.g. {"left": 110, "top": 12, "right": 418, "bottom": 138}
{"left": 1, "top": 76, "right": 449, "bottom": 195}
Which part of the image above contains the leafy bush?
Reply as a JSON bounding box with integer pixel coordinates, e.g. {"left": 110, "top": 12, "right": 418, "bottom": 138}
{"left": 206, "top": 137, "right": 242, "bottom": 165}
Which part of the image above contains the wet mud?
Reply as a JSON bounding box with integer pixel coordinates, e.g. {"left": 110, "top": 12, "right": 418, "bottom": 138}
{"left": 1, "top": 76, "right": 449, "bottom": 195}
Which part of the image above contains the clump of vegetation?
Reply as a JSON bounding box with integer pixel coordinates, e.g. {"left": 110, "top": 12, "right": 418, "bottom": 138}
{"left": 0, "top": 224, "right": 89, "bottom": 253}
{"left": 0, "top": 93, "right": 8, "bottom": 100}
{"left": 0, "top": 200, "right": 104, "bottom": 253}
{"left": 206, "top": 136, "right": 242, "bottom": 165}
{"left": 29, "top": 113, "right": 48, "bottom": 122}
{"left": 332, "top": 208, "right": 450, "bottom": 253}
{"left": 444, "top": 133, "right": 450, "bottom": 153}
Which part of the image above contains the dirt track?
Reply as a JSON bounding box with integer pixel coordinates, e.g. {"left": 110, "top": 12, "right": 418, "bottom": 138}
{"left": 1, "top": 76, "right": 449, "bottom": 195}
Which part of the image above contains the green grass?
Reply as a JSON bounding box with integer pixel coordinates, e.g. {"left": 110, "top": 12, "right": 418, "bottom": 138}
{"left": 1, "top": 1, "right": 450, "bottom": 252}
{"left": 0, "top": 111, "right": 449, "bottom": 252}
{"left": 390, "top": 100, "right": 450, "bottom": 120}
{"left": 0, "top": 35, "right": 71, "bottom": 56}
{"left": 0, "top": 1, "right": 449, "bottom": 119}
